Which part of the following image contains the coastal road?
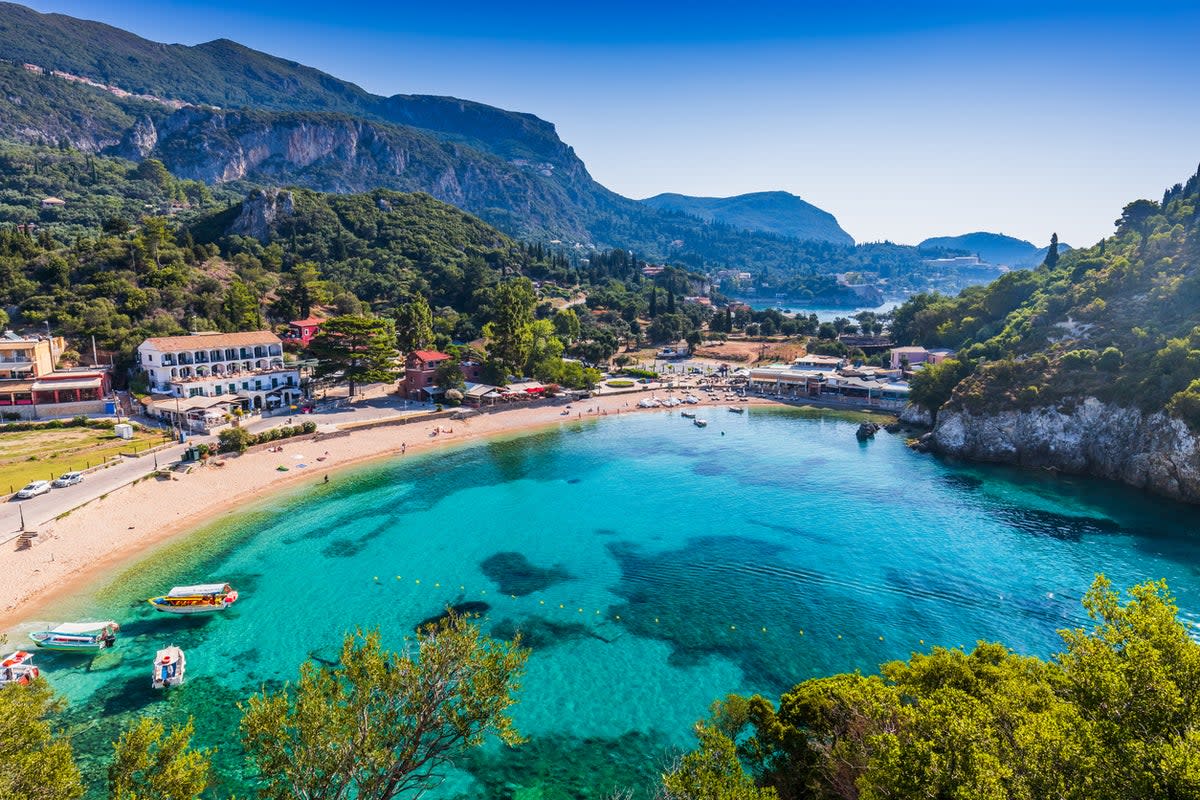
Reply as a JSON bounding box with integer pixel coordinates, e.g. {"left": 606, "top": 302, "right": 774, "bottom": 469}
{"left": 1, "top": 441, "right": 192, "bottom": 540}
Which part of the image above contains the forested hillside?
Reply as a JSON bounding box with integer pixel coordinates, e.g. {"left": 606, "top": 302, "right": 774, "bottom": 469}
{"left": 896, "top": 165, "right": 1200, "bottom": 426}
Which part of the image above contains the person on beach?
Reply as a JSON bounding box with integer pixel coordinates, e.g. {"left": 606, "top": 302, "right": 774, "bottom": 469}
{"left": 324, "top": 475, "right": 329, "bottom": 484}
{"left": 401, "top": 443, "right": 407, "bottom": 454}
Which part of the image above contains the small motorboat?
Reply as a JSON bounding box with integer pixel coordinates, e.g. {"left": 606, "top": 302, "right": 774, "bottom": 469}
{"left": 681, "top": 411, "right": 696, "bottom": 419}
{"left": 0, "top": 651, "right": 40, "bottom": 686}
{"left": 151, "top": 646, "right": 186, "bottom": 689}
{"left": 29, "top": 621, "right": 120, "bottom": 652}
{"left": 693, "top": 418, "right": 708, "bottom": 428}
{"left": 148, "top": 583, "right": 239, "bottom": 615}
{"left": 727, "top": 406, "right": 745, "bottom": 414}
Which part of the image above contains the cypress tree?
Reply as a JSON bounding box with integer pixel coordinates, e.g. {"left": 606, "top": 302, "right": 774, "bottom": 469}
{"left": 667, "top": 290, "right": 676, "bottom": 314}
{"left": 1045, "top": 232, "right": 1060, "bottom": 268}
{"left": 649, "top": 289, "right": 658, "bottom": 318}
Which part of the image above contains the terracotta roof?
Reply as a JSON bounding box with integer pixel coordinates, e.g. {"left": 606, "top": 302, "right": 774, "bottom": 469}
{"left": 410, "top": 350, "right": 450, "bottom": 361}
{"left": 289, "top": 316, "right": 325, "bottom": 327}
{"left": 140, "top": 331, "right": 281, "bottom": 350}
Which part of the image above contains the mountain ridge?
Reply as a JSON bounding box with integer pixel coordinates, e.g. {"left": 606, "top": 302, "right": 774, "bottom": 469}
{"left": 640, "top": 190, "right": 854, "bottom": 245}
{"left": 918, "top": 231, "right": 1071, "bottom": 268}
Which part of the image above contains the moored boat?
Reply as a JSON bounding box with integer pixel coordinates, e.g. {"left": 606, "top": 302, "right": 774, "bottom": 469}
{"left": 29, "top": 621, "right": 120, "bottom": 652}
{"left": 148, "top": 583, "right": 238, "bottom": 615}
{"left": 694, "top": 418, "right": 708, "bottom": 428}
{"left": 727, "top": 406, "right": 744, "bottom": 413}
{"left": 151, "top": 646, "right": 186, "bottom": 689}
{"left": 681, "top": 411, "right": 696, "bottom": 419}
{"left": 0, "top": 651, "right": 39, "bottom": 686}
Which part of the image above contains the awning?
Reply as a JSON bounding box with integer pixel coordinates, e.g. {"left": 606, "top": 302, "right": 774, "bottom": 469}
{"left": 0, "top": 381, "right": 35, "bottom": 393}
{"left": 168, "top": 583, "right": 230, "bottom": 597}
{"left": 32, "top": 378, "right": 102, "bottom": 391}
{"left": 50, "top": 621, "right": 118, "bottom": 635}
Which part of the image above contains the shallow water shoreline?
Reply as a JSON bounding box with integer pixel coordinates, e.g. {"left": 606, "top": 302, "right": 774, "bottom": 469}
{"left": 1, "top": 393, "right": 794, "bottom": 630}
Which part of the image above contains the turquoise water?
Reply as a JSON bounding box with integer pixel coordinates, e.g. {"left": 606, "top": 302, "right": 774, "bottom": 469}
{"left": 22, "top": 407, "right": 1200, "bottom": 799}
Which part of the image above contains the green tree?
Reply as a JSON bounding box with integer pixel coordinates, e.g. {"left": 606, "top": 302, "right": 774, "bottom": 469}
{"left": 279, "top": 262, "right": 330, "bottom": 320}
{"left": 222, "top": 279, "right": 261, "bottom": 331}
{"left": 218, "top": 426, "right": 252, "bottom": 454}
{"left": 310, "top": 315, "right": 399, "bottom": 396}
{"left": 483, "top": 279, "right": 536, "bottom": 379}
{"left": 552, "top": 308, "right": 581, "bottom": 344}
{"left": 394, "top": 293, "right": 435, "bottom": 354}
{"left": 1044, "top": 232, "right": 1060, "bottom": 269}
{"left": 108, "top": 717, "right": 211, "bottom": 800}
{"left": 240, "top": 614, "right": 528, "bottom": 800}
{"left": 662, "top": 725, "right": 778, "bottom": 800}
{"left": 433, "top": 357, "right": 466, "bottom": 391}
{"left": 0, "top": 679, "right": 84, "bottom": 799}
{"left": 908, "top": 357, "right": 971, "bottom": 418}
{"left": 133, "top": 158, "right": 172, "bottom": 189}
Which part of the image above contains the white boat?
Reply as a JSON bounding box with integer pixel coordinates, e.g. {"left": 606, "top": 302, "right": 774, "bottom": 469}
{"left": 694, "top": 418, "right": 708, "bottom": 428}
{"left": 151, "top": 646, "right": 186, "bottom": 689}
{"left": 29, "top": 621, "right": 120, "bottom": 652}
{"left": 681, "top": 411, "right": 696, "bottom": 419}
{"left": 637, "top": 397, "right": 660, "bottom": 408}
{"left": 684, "top": 396, "right": 700, "bottom": 404}
{"left": 728, "top": 406, "right": 745, "bottom": 414}
{"left": 0, "top": 651, "right": 40, "bottom": 686}
{"left": 148, "top": 583, "right": 239, "bottom": 615}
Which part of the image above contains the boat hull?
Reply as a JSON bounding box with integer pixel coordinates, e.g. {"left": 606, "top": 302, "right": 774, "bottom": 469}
{"left": 29, "top": 638, "right": 108, "bottom": 653}
{"left": 149, "top": 603, "right": 230, "bottom": 615}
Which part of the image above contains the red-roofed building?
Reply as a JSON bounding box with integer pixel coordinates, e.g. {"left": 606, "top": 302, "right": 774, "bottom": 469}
{"left": 282, "top": 316, "right": 325, "bottom": 347}
{"left": 402, "top": 350, "right": 483, "bottom": 400}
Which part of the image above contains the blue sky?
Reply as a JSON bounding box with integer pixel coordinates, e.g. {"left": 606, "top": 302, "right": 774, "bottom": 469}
{"left": 23, "top": 1, "right": 1200, "bottom": 247}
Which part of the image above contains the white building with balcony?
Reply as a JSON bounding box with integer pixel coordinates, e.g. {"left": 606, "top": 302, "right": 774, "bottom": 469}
{"left": 137, "top": 331, "right": 302, "bottom": 414}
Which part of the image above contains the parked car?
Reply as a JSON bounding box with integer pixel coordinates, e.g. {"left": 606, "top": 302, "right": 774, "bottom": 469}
{"left": 15, "top": 480, "right": 51, "bottom": 499}
{"left": 52, "top": 472, "right": 83, "bottom": 488}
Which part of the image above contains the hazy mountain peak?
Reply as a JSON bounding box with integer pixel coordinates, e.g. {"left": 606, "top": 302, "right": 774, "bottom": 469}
{"left": 640, "top": 190, "right": 854, "bottom": 245}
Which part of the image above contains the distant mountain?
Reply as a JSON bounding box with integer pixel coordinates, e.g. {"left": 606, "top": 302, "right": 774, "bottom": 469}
{"left": 640, "top": 191, "right": 854, "bottom": 245}
{"left": 0, "top": 2, "right": 889, "bottom": 273}
{"left": 918, "top": 231, "right": 1071, "bottom": 268}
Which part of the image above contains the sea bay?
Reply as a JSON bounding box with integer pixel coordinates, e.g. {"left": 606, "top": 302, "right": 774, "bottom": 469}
{"left": 24, "top": 406, "right": 1200, "bottom": 799}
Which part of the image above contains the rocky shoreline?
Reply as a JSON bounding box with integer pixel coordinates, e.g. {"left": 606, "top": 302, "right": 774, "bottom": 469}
{"left": 915, "top": 397, "right": 1200, "bottom": 504}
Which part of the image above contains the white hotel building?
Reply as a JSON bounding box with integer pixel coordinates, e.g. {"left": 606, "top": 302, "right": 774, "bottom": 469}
{"left": 137, "top": 332, "right": 302, "bottom": 425}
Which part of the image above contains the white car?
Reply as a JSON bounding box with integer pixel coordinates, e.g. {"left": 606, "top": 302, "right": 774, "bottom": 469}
{"left": 15, "top": 480, "right": 51, "bottom": 499}
{"left": 52, "top": 472, "right": 83, "bottom": 488}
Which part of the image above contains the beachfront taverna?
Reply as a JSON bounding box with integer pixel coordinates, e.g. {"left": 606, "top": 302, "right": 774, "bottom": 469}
{"left": 137, "top": 331, "right": 302, "bottom": 427}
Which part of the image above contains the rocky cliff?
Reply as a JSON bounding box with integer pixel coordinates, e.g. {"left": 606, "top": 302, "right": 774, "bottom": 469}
{"left": 931, "top": 397, "right": 1200, "bottom": 502}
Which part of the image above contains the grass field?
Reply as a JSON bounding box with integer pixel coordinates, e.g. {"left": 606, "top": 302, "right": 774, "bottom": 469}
{"left": 0, "top": 426, "right": 169, "bottom": 494}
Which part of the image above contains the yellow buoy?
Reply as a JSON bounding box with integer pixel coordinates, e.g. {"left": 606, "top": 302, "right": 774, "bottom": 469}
{"left": 511, "top": 595, "right": 516, "bottom": 600}
{"left": 395, "top": 576, "right": 401, "bottom": 580}
{"left": 539, "top": 600, "right": 545, "bottom": 605}
{"left": 415, "top": 579, "right": 421, "bottom": 584}
{"left": 919, "top": 639, "right": 925, "bottom": 645}
{"left": 373, "top": 576, "right": 379, "bottom": 581}
{"left": 434, "top": 583, "right": 440, "bottom": 588}
{"left": 837, "top": 634, "right": 843, "bottom": 639}
{"left": 798, "top": 630, "right": 804, "bottom": 636}
{"left": 655, "top": 618, "right": 660, "bottom": 623}
{"left": 559, "top": 604, "right": 564, "bottom": 609}
{"left": 761, "top": 627, "right": 767, "bottom": 633}
{"left": 879, "top": 636, "right": 884, "bottom": 641}
{"left": 578, "top": 608, "right": 583, "bottom": 613}
{"left": 730, "top": 625, "right": 737, "bottom": 630}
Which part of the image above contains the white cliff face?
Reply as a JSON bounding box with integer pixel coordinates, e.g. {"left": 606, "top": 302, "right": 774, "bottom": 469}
{"left": 899, "top": 404, "right": 933, "bottom": 427}
{"left": 932, "top": 397, "right": 1200, "bottom": 502}
{"left": 229, "top": 189, "right": 295, "bottom": 240}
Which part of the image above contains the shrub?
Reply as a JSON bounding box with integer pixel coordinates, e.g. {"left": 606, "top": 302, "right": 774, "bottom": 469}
{"left": 218, "top": 427, "right": 252, "bottom": 454}
{"left": 606, "top": 379, "right": 635, "bottom": 388}
{"left": 621, "top": 368, "right": 658, "bottom": 379}
{"left": 1098, "top": 346, "right": 1124, "bottom": 372}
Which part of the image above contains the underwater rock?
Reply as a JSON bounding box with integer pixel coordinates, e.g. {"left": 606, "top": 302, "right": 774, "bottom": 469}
{"left": 481, "top": 552, "right": 571, "bottom": 597}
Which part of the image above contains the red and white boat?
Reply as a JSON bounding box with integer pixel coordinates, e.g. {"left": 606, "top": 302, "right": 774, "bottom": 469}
{"left": 0, "top": 651, "right": 40, "bottom": 686}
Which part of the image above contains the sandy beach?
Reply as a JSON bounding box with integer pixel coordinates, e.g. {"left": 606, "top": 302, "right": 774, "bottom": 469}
{"left": 0, "top": 390, "right": 779, "bottom": 629}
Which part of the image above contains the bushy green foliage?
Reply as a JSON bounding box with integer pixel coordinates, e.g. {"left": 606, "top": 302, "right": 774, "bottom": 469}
{"left": 217, "top": 426, "right": 252, "bottom": 453}
{"left": 0, "top": 678, "right": 84, "bottom": 799}
{"left": 694, "top": 576, "right": 1200, "bottom": 800}
{"left": 889, "top": 165, "right": 1200, "bottom": 422}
